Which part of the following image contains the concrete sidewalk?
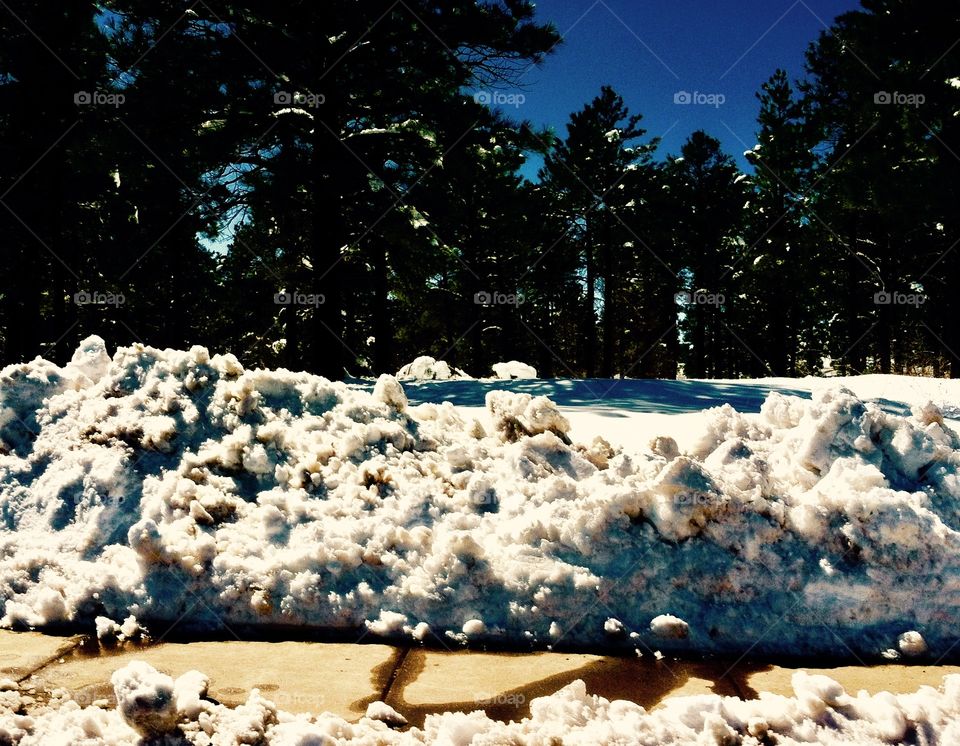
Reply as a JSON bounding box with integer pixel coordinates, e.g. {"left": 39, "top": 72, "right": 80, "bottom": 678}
{"left": 5, "top": 631, "right": 959, "bottom": 728}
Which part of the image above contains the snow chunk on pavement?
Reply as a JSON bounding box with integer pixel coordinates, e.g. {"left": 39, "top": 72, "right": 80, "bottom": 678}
{"left": 95, "top": 616, "right": 122, "bottom": 642}
{"left": 112, "top": 661, "right": 178, "bottom": 737}
{"left": 365, "top": 700, "right": 408, "bottom": 727}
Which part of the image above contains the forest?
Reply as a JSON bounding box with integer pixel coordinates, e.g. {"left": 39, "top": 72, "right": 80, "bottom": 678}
{"left": 1, "top": 0, "right": 958, "bottom": 380}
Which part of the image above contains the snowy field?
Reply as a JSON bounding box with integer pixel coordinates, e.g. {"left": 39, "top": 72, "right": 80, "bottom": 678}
{"left": 1, "top": 339, "right": 960, "bottom": 742}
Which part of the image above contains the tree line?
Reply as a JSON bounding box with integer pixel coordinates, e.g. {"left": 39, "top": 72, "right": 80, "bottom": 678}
{"left": 1, "top": 0, "right": 958, "bottom": 379}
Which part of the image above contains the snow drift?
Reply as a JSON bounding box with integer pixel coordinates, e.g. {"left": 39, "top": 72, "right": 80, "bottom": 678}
{"left": 491, "top": 360, "right": 537, "bottom": 379}
{"left": 396, "top": 356, "right": 469, "bottom": 381}
{"left": 1, "top": 660, "right": 959, "bottom": 744}
{"left": 1, "top": 338, "right": 959, "bottom": 659}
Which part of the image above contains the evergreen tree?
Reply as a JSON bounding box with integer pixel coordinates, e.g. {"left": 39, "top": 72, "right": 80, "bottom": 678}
{"left": 540, "top": 86, "right": 657, "bottom": 376}
{"left": 802, "top": 0, "right": 958, "bottom": 375}
{"left": 664, "top": 131, "right": 746, "bottom": 378}
{"left": 0, "top": 1, "right": 114, "bottom": 364}
{"left": 103, "top": 1, "right": 237, "bottom": 352}
{"left": 219, "top": 1, "right": 558, "bottom": 378}
{"left": 742, "top": 70, "right": 819, "bottom": 376}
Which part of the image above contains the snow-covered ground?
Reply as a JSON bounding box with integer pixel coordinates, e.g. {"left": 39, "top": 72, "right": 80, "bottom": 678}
{"left": 2, "top": 338, "right": 960, "bottom": 741}
{"left": 1, "top": 338, "right": 959, "bottom": 663}
{"left": 2, "top": 659, "right": 959, "bottom": 744}
{"left": 390, "top": 374, "right": 960, "bottom": 454}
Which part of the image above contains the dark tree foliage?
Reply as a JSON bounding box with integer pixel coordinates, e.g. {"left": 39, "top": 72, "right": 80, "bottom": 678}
{"left": 664, "top": 132, "right": 746, "bottom": 379}
{"left": 0, "top": 1, "right": 957, "bottom": 380}
{"left": 539, "top": 86, "right": 658, "bottom": 377}
{"left": 740, "top": 70, "right": 821, "bottom": 377}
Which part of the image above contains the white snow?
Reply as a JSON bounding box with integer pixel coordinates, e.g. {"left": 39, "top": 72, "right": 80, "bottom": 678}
{"left": 396, "top": 356, "right": 469, "bottom": 381}
{"left": 1, "top": 339, "right": 959, "bottom": 664}
{"left": 898, "top": 630, "right": 928, "bottom": 657}
{"left": 2, "top": 661, "right": 960, "bottom": 744}
{"left": 649, "top": 614, "right": 689, "bottom": 640}
{"left": 95, "top": 616, "right": 122, "bottom": 642}
{"left": 491, "top": 360, "right": 537, "bottom": 379}
{"left": 112, "top": 660, "right": 180, "bottom": 737}
{"left": 365, "top": 700, "right": 408, "bottom": 727}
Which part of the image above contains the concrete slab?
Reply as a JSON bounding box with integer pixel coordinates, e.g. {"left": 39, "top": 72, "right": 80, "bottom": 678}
{"left": 27, "top": 641, "right": 401, "bottom": 718}
{"left": 385, "top": 649, "right": 742, "bottom": 728}
{"left": 15, "top": 632, "right": 960, "bottom": 729}
{"left": 0, "top": 631, "right": 81, "bottom": 681}
{"left": 733, "top": 663, "right": 960, "bottom": 699}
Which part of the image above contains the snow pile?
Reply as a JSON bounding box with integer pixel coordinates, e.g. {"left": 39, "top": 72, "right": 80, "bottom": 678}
{"left": 396, "top": 356, "right": 469, "bottom": 381}
{"left": 2, "top": 661, "right": 960, "bottom": 744}
{"left": 491, "top": 360, "right": 537, "bottom": 379}
{"left": 1, "top": 339, "right": 960, "bottom": 659}
{"left": 95, "top": 615, "right": 146, "bottom": 645}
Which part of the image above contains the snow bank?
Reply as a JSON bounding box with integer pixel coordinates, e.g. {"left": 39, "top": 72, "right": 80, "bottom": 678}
{"left": 2, "top": 661, "right": 959, "bottom": 744}
{"left": 1, "top": 339, "right": 960, "bottom": 659}
{"left": 396, "top": 356, "right": 469, "bottom": 381}
{"left": 491, "top": 360, "right": 537, "bottom": 379}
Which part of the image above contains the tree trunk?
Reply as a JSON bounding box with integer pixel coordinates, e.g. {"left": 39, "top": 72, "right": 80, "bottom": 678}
{"left": 372, "top": 241, "right": 391, "bottom": 374}
{"left": 307, "top": 113, "right": 348, "bottom": 379}
{"left": 600, "top": 273, "right": 615, "bottom": 378}
{"left": 845, "top": 216, "right": 865, "bottom": 374}
{"left": 583, "top": 242, "right": 598, "bottom": 377}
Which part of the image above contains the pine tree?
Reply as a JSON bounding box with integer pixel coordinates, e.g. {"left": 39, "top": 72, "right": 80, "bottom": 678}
{"left": 540, "top": 86, "right": 657, "bottom": 377}
{"left": 802, "top": 0, "right": 958, "bottom": 375}
{"left": 217, "top": 1, "right": 558, "bottom": 378}
{"left": 0, "top": 1, "right": 114, "bottom": 364}
{"left": 664, "top": 131, "right": 746, "bottom": 378}
{"left": 102, "top": 2, "right": 242, "bottom": 352}
{"left": 742, "top": 70, "right": 819, "bottom": 376}
{"left": 412, "top": 109, "right": 543, "bottom": 376}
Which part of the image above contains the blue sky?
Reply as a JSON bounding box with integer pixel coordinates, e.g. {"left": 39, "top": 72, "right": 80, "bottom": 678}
{"left": 491, "top": 0, "right": 862, "bottom": 178}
